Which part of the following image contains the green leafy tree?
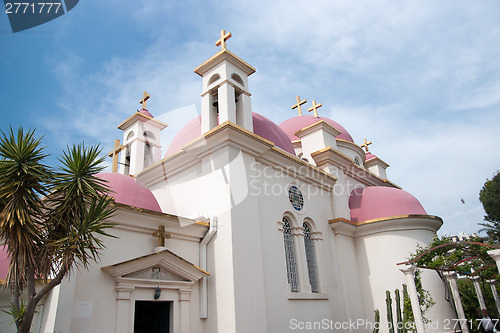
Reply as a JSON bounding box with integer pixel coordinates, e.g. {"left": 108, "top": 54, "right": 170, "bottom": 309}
{"left": 479, "top": 171, "right": 500, "bottom": 241}
{"left": 0, "top": 128, "right": 116, "bottom": 333}
{"left": 457, "top": 279, "right": 500, "bottom": 333}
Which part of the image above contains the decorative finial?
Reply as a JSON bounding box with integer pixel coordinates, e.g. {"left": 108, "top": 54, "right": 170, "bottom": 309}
{"left": 215, "top": 29, "right": 232, "bottom": 51}
{"left": 108, "top": 139, "right": 125, "bottom": 173}
{"left": 360, "top": 138, "right": 372, "bottom": 153}
{"left": 139, "top": 91, "right": 150, "bottom": 110}
{"left": 308, "top": 100, "right": 322, "bottom": 118}
{"left": 152, "top": 225, "right": 171, "bottom": 247}
{"left": 291, "top": 96, "right": 307, "bottom": 116}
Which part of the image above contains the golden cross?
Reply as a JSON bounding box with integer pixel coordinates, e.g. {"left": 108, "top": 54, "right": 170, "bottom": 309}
{"left": 139, "top": 91, "right": 150, "bottom": 109}
{"left": 215, "top": 29, "right": 232, "bottom": 50}
{"left": 108, "top": 139, "right": 125, "bottom": 173}
{"left": 152, "top": 226, "right": 171, "bottom": 247}
{"left": 308, "top": 100, "right": 322, "bottom": 118}
{"left": 291, "top": 96, "right": 307, "bottom": 116}
{"left": 360, "top": 138, "right": 372, "bottom": 152}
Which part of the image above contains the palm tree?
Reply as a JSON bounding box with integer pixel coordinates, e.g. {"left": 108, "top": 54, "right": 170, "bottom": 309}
{"left": 0, "top": 128, "right": 116, "bottom": 333}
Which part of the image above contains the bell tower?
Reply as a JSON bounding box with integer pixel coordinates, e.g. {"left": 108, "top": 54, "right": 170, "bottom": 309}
{"left": 194, "top": 30, "right": 256, "bottom": 133}
{"left": 117, "top": 92, "right": 167, "bottom": 176}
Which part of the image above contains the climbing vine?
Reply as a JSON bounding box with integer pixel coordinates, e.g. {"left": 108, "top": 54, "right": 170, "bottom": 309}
{"left": 403, "top": 234, "right": 500, "bottom": 331}
{"left": 406, "top": 234, "right": 498, "bottom": 279}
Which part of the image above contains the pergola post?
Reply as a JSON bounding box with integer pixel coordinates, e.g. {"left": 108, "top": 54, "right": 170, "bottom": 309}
{"left": 470, "top": 276, "right": 486, "bottom": 310}
{"left": 399, "top": 264, "right": 426, "bottom": 333}
{"left": 486, "top": 280, "right": 500, "bottom": 315}
{"left": 443, "top": 271, "right": 470, "bottom": 333}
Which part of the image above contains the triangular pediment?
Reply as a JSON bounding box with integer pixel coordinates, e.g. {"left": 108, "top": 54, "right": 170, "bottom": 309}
{"left": 102, "top": 249, "right": 209, "bottom": 283}
{"left": 123, "top": 266, "right": 188, "bottom": 282}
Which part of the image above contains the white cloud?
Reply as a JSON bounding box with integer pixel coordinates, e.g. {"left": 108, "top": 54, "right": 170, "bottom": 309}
{"left": 453, "top": 80, "right": 500, "bottom": 110}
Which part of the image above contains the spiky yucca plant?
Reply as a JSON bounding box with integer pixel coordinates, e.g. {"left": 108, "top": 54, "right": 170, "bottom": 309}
{"left": 0, "top": 128, "right": 116, "bottom": 333}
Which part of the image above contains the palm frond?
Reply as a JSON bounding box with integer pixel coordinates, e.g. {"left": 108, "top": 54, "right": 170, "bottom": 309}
{"left": 0, "top": 127, "right": 52, "bottom": 290}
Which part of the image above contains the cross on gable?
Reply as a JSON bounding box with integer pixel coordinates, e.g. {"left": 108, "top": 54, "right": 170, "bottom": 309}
{"left": 360, "top": 138, "right": 372, "bottom": 152}
{"left": 139, "top": 91, "right": 150, "bottom": 110}
{"left": 308, "top": 100, "right": 322, "bottom": 118}
{"left": 291, "top": 96, "right": 307, "bottom": 116}
{"left": 152, "top": 226, "right": 171, "bottom": 248}
{"left": 108, "top": 139, "right": 125, "bottom": 173}
{"left": 215, "top": 29, "right": 232, "bottom": 51}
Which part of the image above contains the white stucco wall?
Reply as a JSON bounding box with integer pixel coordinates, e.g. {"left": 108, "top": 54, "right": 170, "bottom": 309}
{"left": 355, "top": 219, "right": 456, "bottom": 333}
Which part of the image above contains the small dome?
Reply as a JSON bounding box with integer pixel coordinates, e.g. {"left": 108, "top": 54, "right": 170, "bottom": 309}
{"left": 165, "top": 113, "right": 295, "bottom": 157}
{"left": 279, "top": 115, "right": 354, "bottom": 143}
{"left": 365, "top": 152, "right": 377, "bottom": 161}
{"left": 97, "top": 173, "right": 162, "bottom": 212}
{"left": 349, "top": 186, "right": 427, "bottom": 223}
{"left": 139, "top": 108, "right": 154, "bottom": 118}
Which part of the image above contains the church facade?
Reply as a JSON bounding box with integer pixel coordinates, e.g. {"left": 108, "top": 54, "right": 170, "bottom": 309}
{"left": 0, "top": 31, "right": 457, "bottom": 333}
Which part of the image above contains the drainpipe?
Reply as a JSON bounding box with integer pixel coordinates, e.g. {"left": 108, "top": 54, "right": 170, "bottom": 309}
{"left": 35, "top": 304, "right": 44, "bottom": 333}
{"left": 200, "top": 216, "right": 217, "bottom": 319}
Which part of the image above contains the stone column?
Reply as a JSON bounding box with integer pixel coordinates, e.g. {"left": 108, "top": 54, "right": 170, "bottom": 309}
{"left": 217, "top": 82, "right": 236, "bottom": 124}
{"left": 115, "top": 285, "right": 135, "bottom": 333}
{"left": 487, "top": 280, "right": 500, "bottom": 315}
{"left": 236, "top": 93, "right": 253, "bottom": 132}
{"left": 179, "top": 288, "right": 191, "bottom": 333}
{"left": 128, "top": 140, "right": 144, "bottom": 176}
{"left": 488, "top": 249, "right": 500, "bottom": 273}
{"left": 443, "top": 271, "right": 470, "bottom": 333}
{"left": 470, "top": 276, "right": 486, "bottom": 310}
{"left": 399, "top": 264, "right": 426, "bottom": 333}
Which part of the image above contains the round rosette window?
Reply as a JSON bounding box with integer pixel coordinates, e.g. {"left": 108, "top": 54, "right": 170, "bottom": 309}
{"left": 288, "top": 185, "right": 304, "bottom": 212}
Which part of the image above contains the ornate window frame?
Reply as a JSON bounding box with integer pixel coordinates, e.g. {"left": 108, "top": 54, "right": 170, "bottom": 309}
{"left": 278, "top": 214, "right": 327, "bottom": 300}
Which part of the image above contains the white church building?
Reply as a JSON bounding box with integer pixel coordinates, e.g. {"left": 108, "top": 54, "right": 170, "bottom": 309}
{"left": 0, "top": 31, "right": 457, "bottom": 333}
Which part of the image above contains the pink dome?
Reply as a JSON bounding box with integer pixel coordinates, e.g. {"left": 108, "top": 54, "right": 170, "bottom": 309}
{"left": 97, "top": 173, "right": 162, "bottom": 212}
{"left": 349, "top": 186, "right": 427, "bottom": 223}
{"left": 0, "top": 246, "right": 8, "bottom": 280}
{"left": 165, "top": 113, "right": 295, "bottom": 157}
{"left": 279, "top": 115, "right": 354, "bottom": 143}
{"left": 139, "top": 108, "right": 154, "bottom": 118}
{"left": 365, "top": 152, "right": 377, "bottom": 161}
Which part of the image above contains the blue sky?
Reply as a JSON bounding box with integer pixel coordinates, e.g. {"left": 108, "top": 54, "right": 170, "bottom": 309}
{"left": 1, "top": 0, "right": 499, "bottom": 237}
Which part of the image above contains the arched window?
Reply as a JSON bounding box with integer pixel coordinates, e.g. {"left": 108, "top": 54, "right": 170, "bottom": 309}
{"left": 208, "top": 74, "right": 220, "bottom": 86}
{"left": 283, "top": 217, "right": 298, "bottom": 292}
{"left": 144, "top": 142, "right": 153, "bottom": 168}
{"left": 303, "top": 223, "right": 319, "bottom": 293}
{"left": 126, "top": 131, "right": 134, "bottom": 141}
{"left": 124, "top": 146, "right": 131, "bottom": 175}
{"left": 143, "top": 131, "right": 154, "bottom": 168}
{"left": 144, "top": 131, "right": 155, "bottom": 141}
{"left": 231, "top": 73, "right": 244, "bottom": 86}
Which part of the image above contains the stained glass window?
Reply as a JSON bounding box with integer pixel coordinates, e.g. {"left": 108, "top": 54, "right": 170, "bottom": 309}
{"left": 288, "top": 186, "right": 304, "bottom": 212}
{"left": 303, "top": 223, "right": 319, "bottom": 293}
{"left": 283, "top": 217, "right": 298, "bottom": 292}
